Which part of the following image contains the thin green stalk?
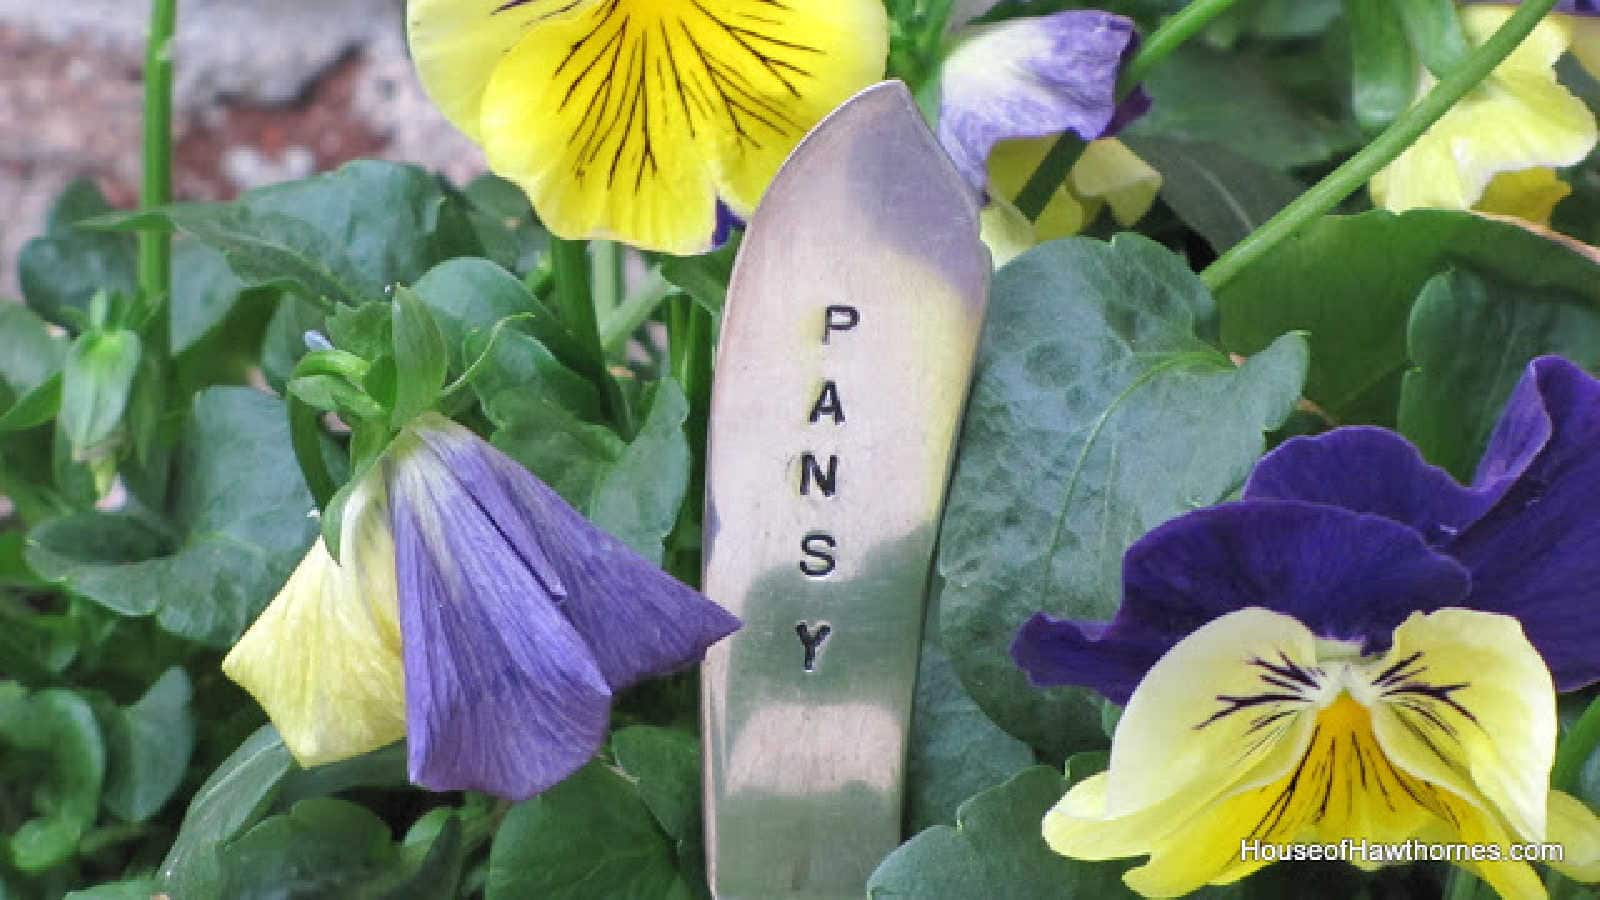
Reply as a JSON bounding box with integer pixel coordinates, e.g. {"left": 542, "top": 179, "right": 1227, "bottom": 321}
{"left": 551, "top": 237, "right": 634, "bottom": 437}
{"left": 592, "top": 240, "right": 625, "bottom": 314}
{"left": 664, "top": 297, "right": 715, "bottom": 587}
{"left": 1014, "top": 0, "right": 1240, "bottom": 220}
{"left": 139, "top": 0, "right": 177, "bottom": 322}
{"left": 1201, "top": 0, "right": 1561, "bottom": 293}
{"left": 600, "top": 269, "right": 673, "bottom": 353}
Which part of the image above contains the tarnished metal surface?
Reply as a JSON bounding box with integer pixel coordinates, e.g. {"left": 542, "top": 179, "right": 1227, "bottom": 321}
{"left": 701, "top": 81, "right": 990, "bottom": 899}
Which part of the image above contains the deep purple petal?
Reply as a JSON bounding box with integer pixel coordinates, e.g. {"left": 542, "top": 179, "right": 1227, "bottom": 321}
{"left": 1011, "top": 614, "right": 1165, "bottom": 705}
{"left": 1471, "top": 360, "right": 1555, "bottom": 496}
{"left": 1245, "top": 427, "right": 1493, "bottom": 543}
{"left": 1447, "top": 356, "right": 1600, "bottom": 690}
{"left": 1012, "top": 500, "right": 1471, "bottom": 702}
{"left": 710, "top": 201, "right": 743, "bottom": 248}
{"left": 411, "top": 417, "right": 741, "bottom": 692}
{"left": 936, "top": 11, "right": 1142, "bottom": 191}
{"left": 390, "top": 454, "right": 612, "bottom": 801}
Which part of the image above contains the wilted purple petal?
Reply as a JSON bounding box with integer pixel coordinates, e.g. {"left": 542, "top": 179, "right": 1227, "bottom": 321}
{"left": 1447, "top": 356, "right": 1600, "bottom": 690}
{"left": 1245, "top": 427, "right": 1495, "bottom": 543}
{"left": 1012, "top": 501, "right": 1470, "bottom": 703}
{"left": 410, "top": 415, "right": 741, "bottom": 692}
{"left": 389, "top": 445, "right": 612, "bottom": 800}
{"left": 937, "top": 11, "right": 1143, "bottom": 191}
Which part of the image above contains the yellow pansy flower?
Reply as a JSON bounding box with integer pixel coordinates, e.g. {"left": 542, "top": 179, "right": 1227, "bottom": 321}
{"left": 1046, "top": 608, "right": 1599, "bottom": 898}
{"left": 406, "top": 0, "right": 888, "bottom": 254}
{"left": 1371, "top": 5, "right": 1597, "bottom": 221}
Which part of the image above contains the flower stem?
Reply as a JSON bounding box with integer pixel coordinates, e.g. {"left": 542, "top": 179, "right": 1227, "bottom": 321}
{"left": 592, "top": 240, "right": 625, "bottom": 316}
{"left": 1200, "top": 0, "right": 1561, "bottom": 293}
{"left": 551, "top": 237, "right": 634, "bottom": 438}
{"left": 1553, "top": 693, "right": 1600, "bottom": 794}
{"left": 1013, "top": 0, "right": 1240, "bottom": 221}
{"left": 139, "top": 0, "right": 178, "bottom": 330}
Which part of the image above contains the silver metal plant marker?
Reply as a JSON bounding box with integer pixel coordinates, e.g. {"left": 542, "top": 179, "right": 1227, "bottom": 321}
{"left": 701, "top": 81, "right": 990, "bottom": 898}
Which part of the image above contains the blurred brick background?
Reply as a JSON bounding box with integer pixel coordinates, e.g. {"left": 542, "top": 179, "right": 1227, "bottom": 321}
{"left": 0, "top": 0, "right": 489, "bottom": 296}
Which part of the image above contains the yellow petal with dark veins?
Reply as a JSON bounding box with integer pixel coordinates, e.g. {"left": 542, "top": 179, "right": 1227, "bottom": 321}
{"left": 425, "top": 0, "right": 886, "bottom": 254}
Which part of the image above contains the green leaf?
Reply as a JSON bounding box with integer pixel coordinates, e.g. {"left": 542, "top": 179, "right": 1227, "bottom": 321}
{"left": 612, "top": 727, "right": 699, "bottom": 841}
{"left": 412, "top": 257, "right": 587, "bottom": 375}
{"left": 487, "top": 761, "right": 696, "bottom": 900}
{"left": 470, "top": 328, "right": 605, "bottom": 428}
{"left": 60, "top": 329, "right": 141, "bottom": 457}
{"left": 1399, "top": 268, "right": 1600, "bottom": 481}
{"left": 1394, "top": 0, "right": 1471, "bottom": 78}
{"left": 1345, "top": 0, "right": 1417, "bottom": 134}
{"left": 0, "top": 374, "right": 63, "bottom": 433}
{"left": 493, "top": 379, "right": 691, "bottom": 562}
{"left": 92, "top": 205, "right": 378, "bottom": 307}
{"left": 1128, "top": 44, "right": 1359, "bottom": 169}
{"left": 274, "top": 743, "right": 409, "bottom": 809}
{"left": 288, "top": 373, "right": 385, "bottom": 421}
{"left": 938, "top": 236, "right": 1308, "bottom": 756}
{"left": 906, "top": 640, "right": 1034, "bottom": 833}
{"left": 64, "top": 880, "right": 162, "bottom": 900}
{"left": 1122, "top": 137, "right": 1305, "bottom": 253}
{"left": 867, "top": 766, "right": 1124, "bottom": 898}
{"left": 91, "top": 161, "right": 489, "bottom": 310}
{"left": 261, "top": 295, "right": 329, "bottom": 393}
{"left": 390, "top": 287, "right": 449, "bottom": 427}
{"left": 218, "top": 797, "right": 397, "bottom": 898}
{"left": 245, "top": 160, "right": 485, "bottom": 290}
{"left": 101, "top": 666, "right": 195, "bottom": 823}
{"left": 0, "top": 304, "right": 69, "bottom": 432}
{"left": 0, "top": 303, "right": 68, "bottom": 395}
{"left": 19, "top": 179, "right": 137, "bottom": 329}
{"left": 384, "top": 812, "right": 466, "bottom": 900}
{"left": 0, "top": 687, "right": 106, "bottom": 871}
{"left": 160, "top": 725, "right": 296, "bottom": 898}
{"left": 1217, "top": 210, "right": 1600, "bottom": 425}
{"left": 462, "top": 172, "right": 549, "bottom": 275}
{"left": 326, "top": 302, "right": 393, "bottom": 362}
{"left": 611, "top": 726, "right": 708, "bottom": 893}
{"left": 170, "top": 239, "right": 251, "bottom": 355}
{"left": 660, "top": 235, "right": 741, "bottom": 317}
{"left": 28, "top": 388, "right": 320, "bottom": 645}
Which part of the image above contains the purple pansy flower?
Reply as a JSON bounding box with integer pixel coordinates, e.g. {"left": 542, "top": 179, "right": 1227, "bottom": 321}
{"left": 226, "top": 413, "right": 740, "bottom": 800}
{"left": 1014, "top": 355, "right": 1600, "bottom": 702}
{"left": 936, "top": 9, "right": 1151, "bottom": 193}
{"left": 1018, "top": 357, "right": 1600, "bottom": 895}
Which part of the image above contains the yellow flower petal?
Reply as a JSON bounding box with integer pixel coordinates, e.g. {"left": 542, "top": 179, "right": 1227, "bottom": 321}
{"left": 222, "top": 475, "right": 406, "bottom": 767}
{"left": 978, "top": 195, "right": 1036, "bottom": 268}
{"left": 1476, "top": 167, "right": 1573, "bottom": 224}
{"left": 407, "top": 0, "right": 597, "bottom": 143}
{"left": 1070, "top": 139, "right": 1162, "bottom": 228}
{"left": 1102, "top": 608, "right": 1321, "bottom": 818}
{"left": 1548, "top": 789, "right": 1600, "bottom": 883}
{"left": 986, "top": 137, "right": 1160, "bottom": 240}
{"left": 1367, "top": 609, "right": 1557, "bottom": 844}
{"left": 1370, "top": 6, "right": 1596, "bottom": 213}
{"left": 1043, "top": 607, "right": 1573, "bottom": 897}
{"left": 460, "top": 0, "right": 885, "bottom": 254}
{"left": 986, "top": 137, "right": 1093, "bottom": 239}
